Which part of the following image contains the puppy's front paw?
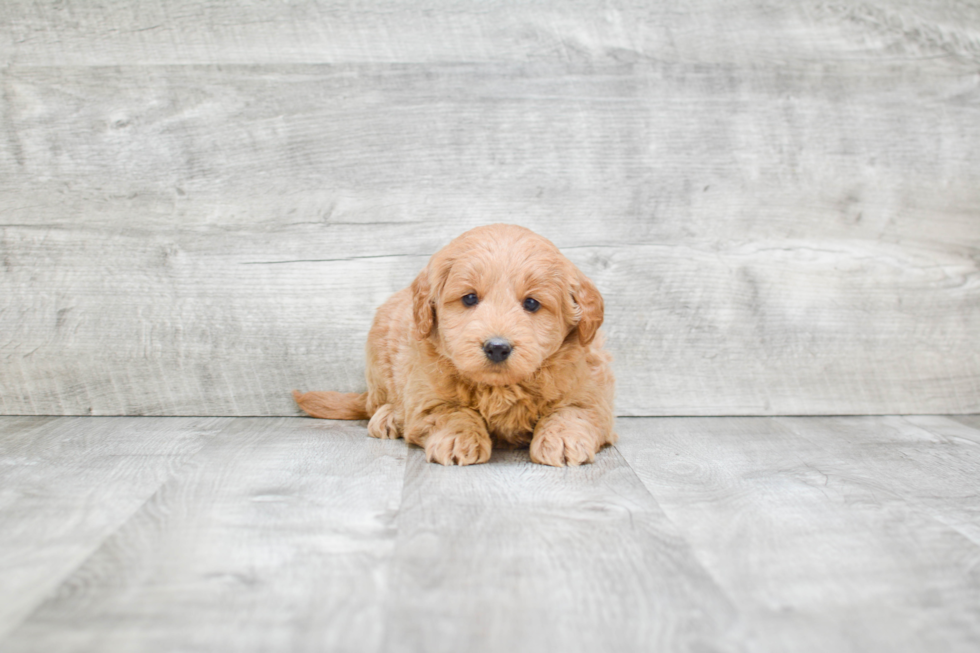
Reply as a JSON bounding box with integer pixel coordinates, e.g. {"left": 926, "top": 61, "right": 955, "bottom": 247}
{"left": 530, "top": 415, "right": 602, "bottom": 467}
{"left": 367, "top": 404, "right": 400, "bottom": 439}
{"left": 424, "top": 429, "right": 492, "bottom": 466}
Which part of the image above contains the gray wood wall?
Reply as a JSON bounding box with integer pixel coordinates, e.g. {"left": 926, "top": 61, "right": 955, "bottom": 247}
{"left": 2, "top": 1, "right": 978, "bottom": 416}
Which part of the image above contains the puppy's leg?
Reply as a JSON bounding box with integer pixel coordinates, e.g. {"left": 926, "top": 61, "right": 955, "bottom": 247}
{"left": 407, "top": 406, "right": 492, "bottom": 466}
{"left": 367, "top": 404, "right": 401, "bottom": 439}
{"left": 530, "top": 407, "right": 615, "bottom": 467}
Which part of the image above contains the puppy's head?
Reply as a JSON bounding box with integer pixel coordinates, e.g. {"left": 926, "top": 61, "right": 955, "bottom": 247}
{"left": 411, "top": 224, "right": 603, "bottom": 386}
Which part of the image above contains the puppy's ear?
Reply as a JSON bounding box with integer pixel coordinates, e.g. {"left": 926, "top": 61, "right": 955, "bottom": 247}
{"left": 411, "top": 267, "right": 435, "bottom": 340}
{"left": 573, "top": 269, "right": 604, "bottom": 346}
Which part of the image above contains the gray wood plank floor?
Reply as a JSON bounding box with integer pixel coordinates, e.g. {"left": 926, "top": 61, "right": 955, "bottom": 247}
{"left": 1, "top": 415, "right": 978, "bottom": 652}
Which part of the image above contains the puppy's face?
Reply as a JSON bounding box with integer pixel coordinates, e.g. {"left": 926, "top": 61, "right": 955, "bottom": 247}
{"left": 412, "top": 225, "right": 603, "bottom": 387}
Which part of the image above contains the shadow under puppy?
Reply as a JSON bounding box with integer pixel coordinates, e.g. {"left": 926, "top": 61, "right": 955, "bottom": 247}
{"left": 294, "top": 224, "right": 616, "bottom": 466}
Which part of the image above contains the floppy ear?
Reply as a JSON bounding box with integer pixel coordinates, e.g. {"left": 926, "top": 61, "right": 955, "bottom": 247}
{"left": 411, "top": 267, "right": 435, "bottom": 340}
{"left": 573, "top": 269, "right": 604, "bottom": 346}
{"left": 411, "top": 252, "right": 455, "bottom": 340}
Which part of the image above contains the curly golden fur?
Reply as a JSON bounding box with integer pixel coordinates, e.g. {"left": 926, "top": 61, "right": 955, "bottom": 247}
{"left": 293, "top": 224, "right": 616, "bottom": 466}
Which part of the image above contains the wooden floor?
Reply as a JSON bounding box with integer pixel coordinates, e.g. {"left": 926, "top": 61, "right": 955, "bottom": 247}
{"left": 1, "top": 415, "right": 979, "bottom": 652}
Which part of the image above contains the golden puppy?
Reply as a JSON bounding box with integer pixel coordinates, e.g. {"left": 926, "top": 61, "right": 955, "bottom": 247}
{"left": 293, "top": 224, "right": 615, "bottom": 466}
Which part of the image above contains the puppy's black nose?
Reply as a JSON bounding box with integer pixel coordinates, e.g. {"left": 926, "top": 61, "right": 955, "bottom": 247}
{"left": 483, "top": 338, "right": 512, "bottom": 363}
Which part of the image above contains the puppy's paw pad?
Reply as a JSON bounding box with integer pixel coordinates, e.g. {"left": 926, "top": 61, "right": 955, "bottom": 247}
{"left": 368, "top": 404, "right": 400, "bottom": 439}
{"left": 425, "top": 429, "right": 492, "bottom": 466}
{"left": 530, "top": 427, "right": 597, "bottom": 467}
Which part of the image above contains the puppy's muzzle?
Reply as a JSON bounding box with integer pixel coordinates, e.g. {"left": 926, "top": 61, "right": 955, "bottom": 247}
{"left": 483, "top": 338, "right": 512, "bottom": 363}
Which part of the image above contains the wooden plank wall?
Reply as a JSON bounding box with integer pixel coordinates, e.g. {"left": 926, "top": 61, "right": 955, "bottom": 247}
{"left": 1, "top": 1, "right": 978, "bottom": 416}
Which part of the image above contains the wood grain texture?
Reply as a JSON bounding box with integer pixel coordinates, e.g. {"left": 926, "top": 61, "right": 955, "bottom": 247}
{"left": 905, "top": 414, "right": 980, "bottom": 447}
{"left": 1, "top": 1, "right": 979, "bottom": 416}
{"left": 614, "top": 416, "right": 980, "bottom": 653}
{"left": 951, "top": 414, "right": 980, "bottom": 433}
{"left": 381, "top": 447, "right": 740, "bottom": 653}
{"left": 3, "top": 415, "right": 979, "bottom": 652}
{"left": 0, "top": 416, "right": 221, "bottom": 638}
{"left": 1, "top": 417, "right": 407, "bottom": 653}
{"left": 778, "top": 415, "right": 980, "bottom": 547}
{"left": 5, "top": 1, "right": 977, "bottom": 67}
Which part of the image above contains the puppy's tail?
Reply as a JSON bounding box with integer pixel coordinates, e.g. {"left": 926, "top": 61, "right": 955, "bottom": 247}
{"left": 292, "top": 390, "right": 370, "bottom": 420}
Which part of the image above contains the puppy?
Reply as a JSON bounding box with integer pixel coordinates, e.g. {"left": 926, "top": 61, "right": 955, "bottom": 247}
{"left": 293, "top": 224, "right": 615, "bottom": 466}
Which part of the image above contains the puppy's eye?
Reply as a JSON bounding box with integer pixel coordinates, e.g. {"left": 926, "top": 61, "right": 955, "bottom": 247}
{"left": 523, "top": 297, "right": 541, "bottom": 313}
{"left": 462, "top": 293, "right": 479, "bottom": 307}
